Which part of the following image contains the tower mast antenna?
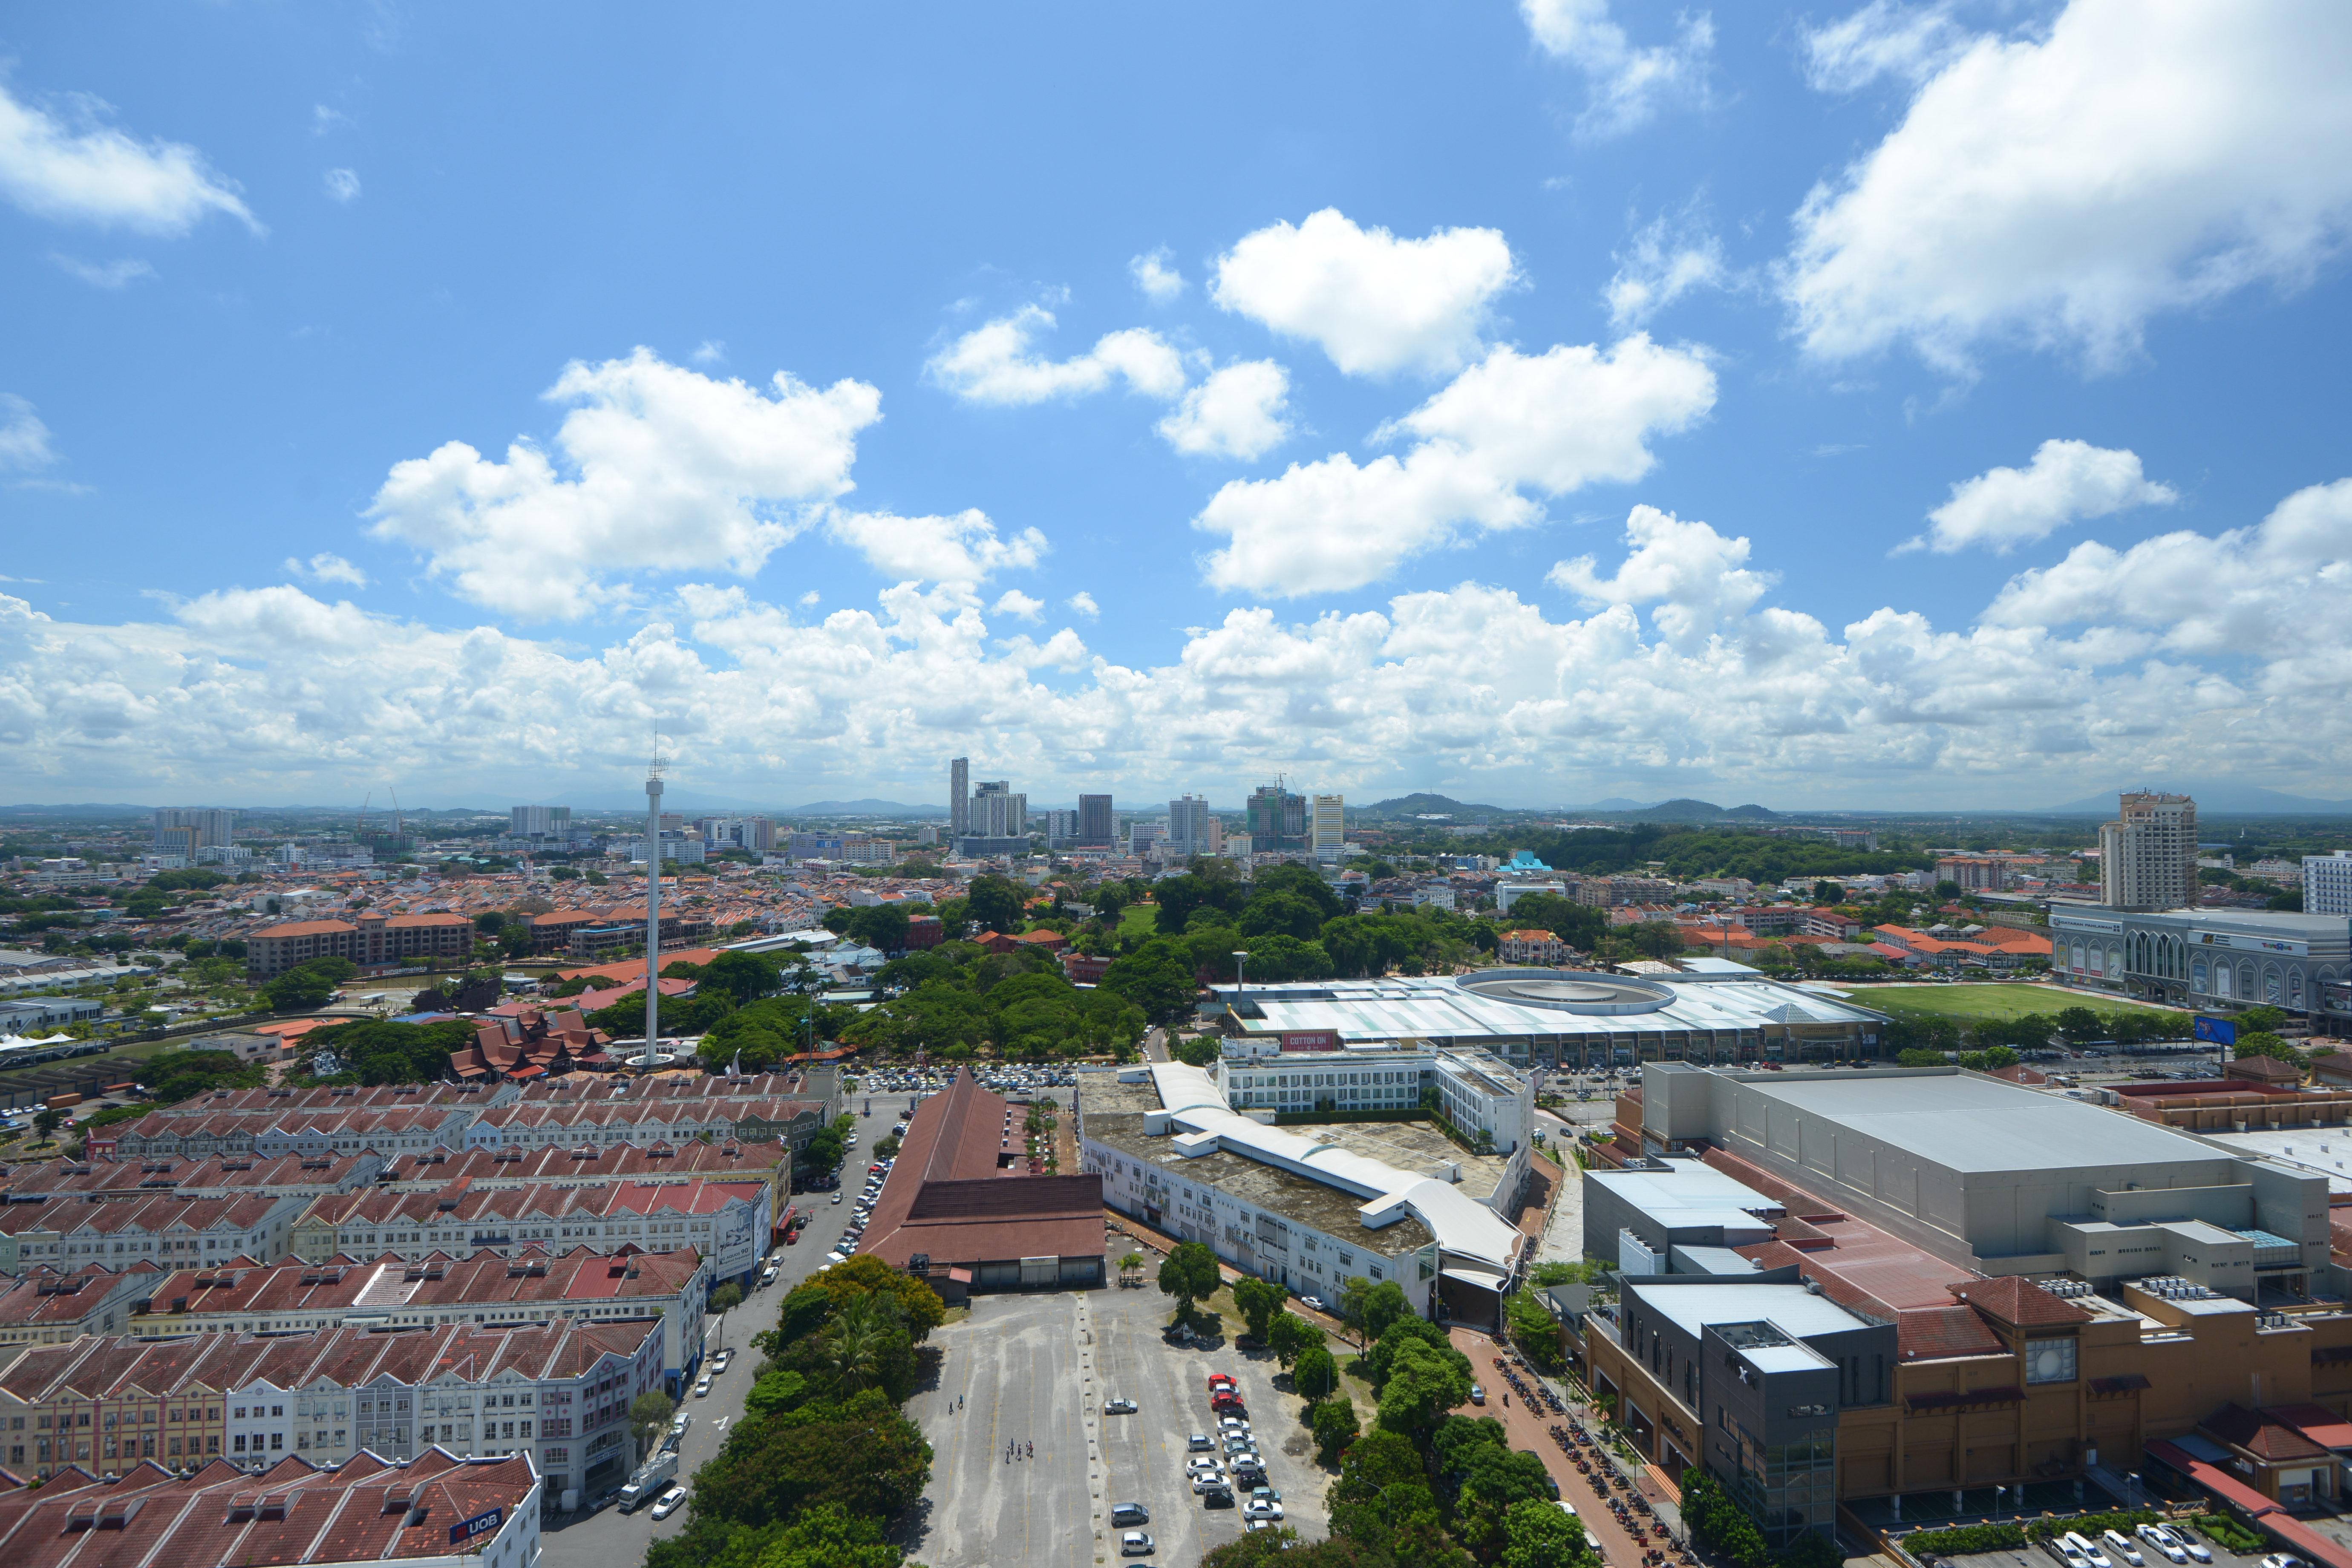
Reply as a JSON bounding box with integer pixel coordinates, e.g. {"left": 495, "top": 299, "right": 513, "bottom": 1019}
{"left": 644, "top": 735, "right": 666, "bottom": 1065}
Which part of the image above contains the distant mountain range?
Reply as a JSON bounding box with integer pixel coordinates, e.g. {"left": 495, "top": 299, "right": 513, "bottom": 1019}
{"left": 1358, "top": 792, "right": 1518, "bottom": 818}
{"left": 2043, "top": 781, "right": 2352, "bottom": 815}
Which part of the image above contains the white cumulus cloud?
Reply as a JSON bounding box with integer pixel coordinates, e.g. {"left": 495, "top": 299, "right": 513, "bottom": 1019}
{"left": 1066, "top": 591, "right": 1100, "bottom": 620}
{"left": 0, "top": 81, "right": 258, "bottom": 234}
{"left": 1905, "top": 439, "right": 2176, "bottom": 555}
{"left": 1157, "top": 361, "right": 1294, "bottom": 461}
{"left": 924, "top": 305, "right": 1188, "bottom": 405}
{"left": 1211, "top": 209, "right": 1516, "bottom": 378}
{"left": 1605, "top": 209, "right": 1730, "bottom": 328}
{"left": 1800, "top": 0, "right": 1970, "bottom": 92}
{"left": 284, "top": 552, "right": 371, "bottom": 588}
{"left": 1784, "top": 0, "right": 2352, "bottom": 373}
{"left": 11, "top": 481, "right": 2352, "bottom": 804}
{"left": 366, "top": 347, "right": 884, "bottom": 619}
{"left": 0, "top": 395, "right": 59, "bottom": 472}
{"left": 323, "top": 167, "right": 360, "bottom": 203}
{"left": 824, "top": 507, "right": 1046, "bottom": 585}
{"left": 990, "top": 589, "right": 1045, "bottom": 622}
{"left": 1194, "top": 334, "right": 1715, "bottom": 595}
{"left": 1520, "top": 0, "right": 1714, "bottom": 140}
{"left": 1130, "top": 248, "right": 1186, "bottom": 303}
{"left": 49, "top": 253, "right": 155, "bottom": 288}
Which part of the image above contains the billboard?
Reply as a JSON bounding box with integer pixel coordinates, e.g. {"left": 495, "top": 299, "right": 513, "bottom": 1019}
{"left": 450, "top": 1508, "right": 503, "bottom": 1545}
{"left": 1280, "top": 1030, "right": 1340, "bottom": 1052}
{"left": 2192, "top": 1015, "right": 2237, "bottom": 1047}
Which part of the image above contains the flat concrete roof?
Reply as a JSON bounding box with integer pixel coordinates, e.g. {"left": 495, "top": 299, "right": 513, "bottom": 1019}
{"left": 2206, "top": 1130, "right": 2352, "bottom": 1194}
{"left": 1229, "top": 971, "right": 1889, "bottom": 1045}
{"left": 1626, "top": 1279, "right": 1875, "bottom": 1341}
{"left": 1734, "top": 1072, "right": 2228, "bottom": 1176}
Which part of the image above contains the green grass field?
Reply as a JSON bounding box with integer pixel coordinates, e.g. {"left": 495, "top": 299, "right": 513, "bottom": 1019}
{"left": 1118, "top": 903, "right": 1159, "bottom": 941}
{"left": 1860, "top": 982, "right": 2178, "bottom": 1023}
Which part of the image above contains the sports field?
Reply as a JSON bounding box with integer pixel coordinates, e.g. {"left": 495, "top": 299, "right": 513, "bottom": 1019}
{"left": 1859, "top": 982, "right": 2179, "bottom": 1023}
{"left": 1117, "top": 902, "right": 1159, "bottom": 941}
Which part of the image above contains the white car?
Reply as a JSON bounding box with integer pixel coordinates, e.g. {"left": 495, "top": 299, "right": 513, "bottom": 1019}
{"left": 712, "top": 1349, "right": 732, "bottom": 1373}
{"left": 2049, "top": 1539, "right": 2092, "bottom": 1568}
{"left": 2174, "top": 1530, "right": 2212, "bottom": 1565}
{"left": 2137, "top": 1526, "right": 2190, "bottom": 1565}
{"left": 1191, "top": 1470, "right": 1230, "bottom": 1493}
{"left": 648, "top": 1485, "right": 687, "bottom": 1520}
{"left": 693, "top": 1374, "right": 714, "bottom": 1398}
{"left": 2104, "top": 1531, "right": 2144, "bottom": 1567}
{"left": 2259, "top": 1556, "right": 2306, "bottom": 1568}
{"left": 1245, "top": 1499, "right": 1284, "bottom": 1521}
{"left": 1120, "top": 1531, "right": 1156, "bottom": 1556}
{"left": 2065, "top": 1532, "right": 2112, "bottom": 1568}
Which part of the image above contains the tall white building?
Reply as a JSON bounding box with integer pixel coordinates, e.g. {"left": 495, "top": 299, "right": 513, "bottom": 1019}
{"left": 969, "top": 781, "right": 1026, "bottom": 839}
{"left": 1311, "top": 794, "right": 1346, "bottom": 856}
{"left": 511, "top": 805, "right": 573, "bottom": 842}
{"left": 2098, "top": 790, "right": 2198, "bottom": 911}
{"left": 2308, "top": 850, "right": 2352, "bottom": 917}
{"left": 1167, "top": 794, "right": 1212, "bottom": 859}
{"left": 156, "top": 807, "right": 237, "bottom": 849}
{"left": 949, "top": 756, "right": 971, "bottom": 838}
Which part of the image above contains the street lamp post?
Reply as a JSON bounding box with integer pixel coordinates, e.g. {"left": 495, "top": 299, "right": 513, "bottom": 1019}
{"left": 1232, "top": 951, "right": 1248, "bottom": 1012}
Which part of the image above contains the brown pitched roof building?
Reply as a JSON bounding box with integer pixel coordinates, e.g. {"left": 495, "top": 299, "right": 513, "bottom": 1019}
{"left": 853, "top": 1067, "right": 1104, "bottom": 1297}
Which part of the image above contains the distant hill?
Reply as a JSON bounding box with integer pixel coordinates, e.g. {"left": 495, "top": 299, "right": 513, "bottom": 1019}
{"left": 784, "top": 799, "right": 945, "bottom": 818}
{"left": 1723, "top": 804, "right": 1780, "bottom": 820}
{"left": 1359, "top": 792, "right": 1515, "bottom": 818}
{"left": 2044, "top": 781, "right": 2352, "bottom": 815}
{"left": 1631, "top": 798, "right": 1728, "bottom": 821}
{"left": 1581, "top": 797, "right": 1656, "bottom": 811}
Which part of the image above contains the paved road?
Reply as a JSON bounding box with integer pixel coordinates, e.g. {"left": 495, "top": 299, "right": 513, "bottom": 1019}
{"left": 541, "top": 1095, "right": 901, "bottom": 1568}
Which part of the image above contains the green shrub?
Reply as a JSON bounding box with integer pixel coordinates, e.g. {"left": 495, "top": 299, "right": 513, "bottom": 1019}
{"left": 2192, "top": 1515, "right": 2264, "bottom": 1554}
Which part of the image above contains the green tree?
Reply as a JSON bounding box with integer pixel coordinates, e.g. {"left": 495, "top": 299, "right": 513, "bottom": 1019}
{"left": 1810, "top": 881, "right": 1844, "bottom": 904}
{"left": 1376, "top": 1337, "right": 1471, "bottom": 1436}
{"left": 1267, "top": 1310, "right": 1322, "bottom": 1370}
{"left": 686, "top": 1389, "right": 931, "bottom": 1529}
{"left": 1157, "top": 1241, "right": 1222, "bottom": 1325}
{"left": 698, "top": 949, "right": 787, "bottom": 1006}
{"left": 1502, "top": 1496, "right": 1596, "bottom": 1568}
{"left": 751, "top": 1504, "right": 905, "bottom": 1568}
{"left": 1238, "top": 892, "right": 1328, "bottom": 943}
{"left": 804, "top": 1114, "right": 855, "bottom": 1173}
{"left": 1896, "top": 1048, "right": 1946, "bottom": 1067}
{"left": 629, "top": 1389, "right": 677, "bottom": 1460}
{"left": 262, "top": 966, "right": 336, "bottom": 1011}
{"left": 1360, "top": 1279, "right": 1410, "bottom": 1344}
{"left": 1504, "top": 1290, "right": 1562, "bottom": 1372}
{"left": 1104, "top": 938, "right": 1200, "bottom": 1022}
{"left": 2237, "top": 1005, "right": 2291, "bottom": 1032}
{"left": 1233, "top": 1275, "right": 1287, "bottom": 1342}
{"left": 2235, "top": 1032, "right": 2305, "bottom": 1067}
{"left": 1294, "top": 1341, "right": 1340, "bottom": 1401}
{"left": 711, "top": 1282, "right": 744, "bottom": 1314}
{"left": 32, "top": 1106, "right": 63, "bottom": 1139}
{"left": 1237, "top": 933, "right": 1335, "bottom": 983}
{"left": 1311, "top": 1397, "right": 1361, "bottom": 1463}
{"left": 965, "top": 875, "right": 1025, "bottom": 934}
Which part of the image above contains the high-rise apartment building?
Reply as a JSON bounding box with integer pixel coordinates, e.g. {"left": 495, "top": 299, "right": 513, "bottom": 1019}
{"left": 511, "top": 805, "right": 574, "bottom": 842}
{"left": 1245, "top": 784, "right": 1307, "bottom": 851}
{"left": 2098, "top": 790, "right": 2198, "bottom": 911}
{"left": 702, "top": 815, "right": 774, "bottom": 852}
{"left": 949, "top": 757, "right": 971, "bottom": 838}
{"left": 1043, "top": 808, "right": 1078, "bottom": 847}
{"left": 1077, "top": 793, "right": 1114, "bottom": 848}
{"left": 969, "top": 781, "right": 1026, "bottom": 839}
{"left": 1167, "top": 794, "right": 1212, "bottom": 860}
{"left": 156, "top": 808, "right": 236, "bottom": 849}
{"left": 2307, "top": 851, "right": 2352, "bottom": 917}
{"left": 1311, "top": 794, "right": 1346, "bottom": 855}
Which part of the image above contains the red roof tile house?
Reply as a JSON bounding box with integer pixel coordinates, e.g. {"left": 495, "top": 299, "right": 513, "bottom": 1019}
{"left": 854, "top": 1067, "right": 1104, "bottom": 1299}
{"left": 0, "top": 1448, "right": 542, "bottom": 1568}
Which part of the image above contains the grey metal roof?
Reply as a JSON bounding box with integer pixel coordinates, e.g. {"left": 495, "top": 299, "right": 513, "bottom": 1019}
{"left": 1237, "top": 972, "right": 1886, "bottom": 1044}
{"left": 1626, "top": 1280, "right": 1874, "bottom": 1341}
{"left": 1737, "top": 1074, "right": 2230, "bottom": 1175}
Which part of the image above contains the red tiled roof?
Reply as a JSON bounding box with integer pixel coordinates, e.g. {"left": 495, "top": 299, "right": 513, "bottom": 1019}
{"left": 856, "top": 1066, "right": 1103, "bottom": 1269}
{"left": 1947, "top": 1274, "right": 2092, "bottom": 1328}
{"left": 2264, "top": 1403, "right": 2352, "bottom": 1453}
{"left": 0, "top": 1447, "right": 537, "bottom": 1568}
{"left": 2204, "top": 1403, "right": 2335, "bottom": 1463}
{"left": 1896, "top": 1304, "right": 2008, "bottom": 1361}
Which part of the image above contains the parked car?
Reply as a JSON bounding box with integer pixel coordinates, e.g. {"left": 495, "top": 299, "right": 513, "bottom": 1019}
{"left": 2046, "top": 1538, "right": 2091, "bottom": 1568}
{"left": 1120, "top": 1531, "right": 1156, "bottom": 1556}
{"left": 1104, "top": 1398, "right": 1138, "bottom": 1414}
{"left": 649, "top": 1486, "right": 687, "bottom": 1520}
{"left": 2064, "top": 1531, "right": 2111, "bottom": 1568}
{"left": 1187, "top": 1432, "right": 1214, "bottom": 1451}
{"left": 2136, "top": 1526, "right": 2189, "bottom": 1565}
{"left": 1201, "top": 1484, "right": 1236, "bottom": 1509}
{"left": 1111, "top": 1503, "right": 1150, "bottom": 1527}
{"left": 693, "top": 1374, "right": 714, "bottom": 1398}
{"left": 2104, "top": 1531, "right": 2144, "bottom": 1567}
{"left": 1299, "top": 1295, "right": 1325, "bottom": 1313}
{"left": 1470, "top": 1384, "right": 1487, "bottom": 1405}
{"left": 712, "top": 1349, "right": 733, "bottom": 1373}
{"left": 2258, "top": 1556, "right": 2306, "bottom": 1568}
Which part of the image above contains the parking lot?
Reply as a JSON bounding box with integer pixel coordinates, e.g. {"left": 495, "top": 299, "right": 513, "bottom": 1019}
{"left": 1940, "top": 1522, "right": 2268, "bottom": 1568}
{"left": 911, "top": 1273, "right": 1330, "bottom": 1566}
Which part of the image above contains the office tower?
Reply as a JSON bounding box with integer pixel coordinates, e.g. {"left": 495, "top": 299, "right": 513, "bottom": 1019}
{"left": 1129, "top": 822, "right": 1166, "bottom": 858}
{"left": 2098, "top": 791, "right": 2198, "bottom": 911}
{"left": 1311, "top": 794, "right": 1345, "bottom": 853}
{"left": 1205, "top": 817, "right": 1223, "bottom": 855}
{"left": 510, "top": 805, "right": 573, "bottom": 842}
{"left": 2307, "top": 851, "right": 2352, "bottom": 917}
{"left": 1077, "top": 793, "right": 1114, "bottom": 848}
{"left": 153, "top": 824, "right": 200, "bottom": 862}
{"left": 949, "top": 757, "right": 971, "bottom": 838}
{"left": 1245, "top": 783, "right": 1307, "bottom": 851}
{"left": 1167, "top": 794, "right": 1212, "bottom": 859}
{"left": 156, "top": 808, "right": 236, "bottom": 849}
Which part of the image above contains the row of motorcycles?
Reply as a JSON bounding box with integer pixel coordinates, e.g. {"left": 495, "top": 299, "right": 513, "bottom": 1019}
{"left": 1514, "top": 1361, "right": 1693, "bottom": 1568}
{"left": 1491, "top": 1353, "right": 1567, "bottom": 1415}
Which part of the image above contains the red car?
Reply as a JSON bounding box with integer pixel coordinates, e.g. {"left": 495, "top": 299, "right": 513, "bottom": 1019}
{"left": 1208, "top": 1373, "right": 1236, "bottom": 1392}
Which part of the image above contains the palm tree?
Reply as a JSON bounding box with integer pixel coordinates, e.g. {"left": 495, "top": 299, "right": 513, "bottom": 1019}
{"left": 815, "top": 1293, "right": 902, "bottom": 1395}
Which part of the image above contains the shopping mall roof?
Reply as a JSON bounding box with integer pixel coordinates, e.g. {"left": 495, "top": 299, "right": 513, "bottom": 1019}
{"left": 1728, "top": 1071, "right": 2228, "bottom": 1176}
{"left": 1226, "top": 969, "right": 1889, "bottom": 1046}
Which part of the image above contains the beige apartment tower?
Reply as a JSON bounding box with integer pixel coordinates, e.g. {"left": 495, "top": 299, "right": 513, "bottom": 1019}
{"left": 2099, "top": 790, "right": 2197, "bottom": 911}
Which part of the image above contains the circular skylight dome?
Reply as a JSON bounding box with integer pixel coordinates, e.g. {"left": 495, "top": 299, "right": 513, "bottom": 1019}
{"left": 1453, "top": 968, "right": 1675, "bottom": 1015}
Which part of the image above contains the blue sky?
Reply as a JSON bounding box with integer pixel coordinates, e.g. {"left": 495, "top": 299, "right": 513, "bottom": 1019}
{"left": 3, "top": 1, "right": 2349, "bottom": 810}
